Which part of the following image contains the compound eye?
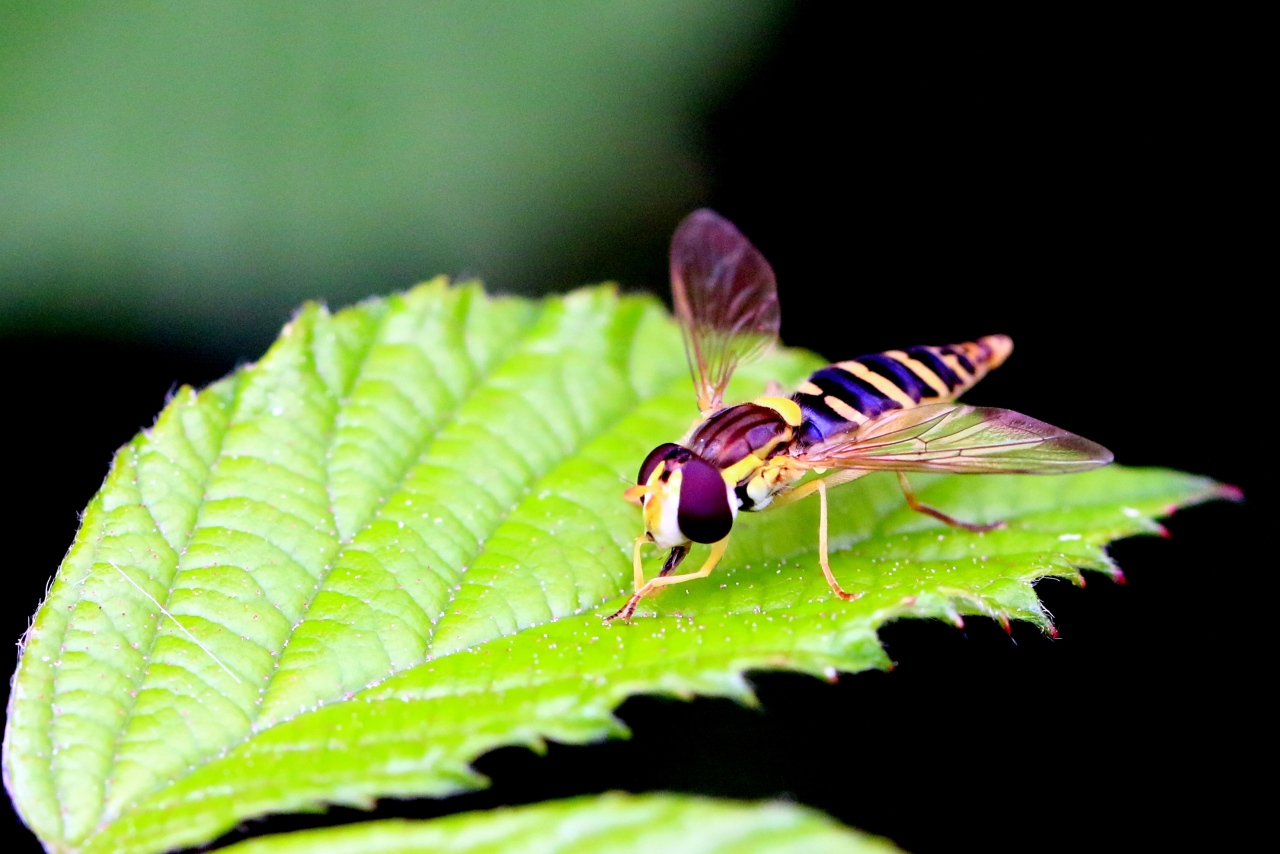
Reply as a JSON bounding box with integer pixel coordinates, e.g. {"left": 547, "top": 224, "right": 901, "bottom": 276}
{"left": 637, "top": 442, "right": 682, "bottom": 485}
{"left": 677, "top": 455, "right": 733, "bottom": 544}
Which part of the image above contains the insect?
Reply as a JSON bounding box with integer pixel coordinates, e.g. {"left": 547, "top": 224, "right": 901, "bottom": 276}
{"left": 605, "top": 208, "right": 1113, "bottom": 622}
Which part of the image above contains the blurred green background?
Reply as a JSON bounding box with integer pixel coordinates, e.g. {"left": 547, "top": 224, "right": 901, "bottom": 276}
{"left": 1, "top": 0, "right": 785, "bottom": 355}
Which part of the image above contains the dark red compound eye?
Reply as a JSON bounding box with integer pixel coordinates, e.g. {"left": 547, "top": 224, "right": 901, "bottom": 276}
{"left": 676, "top": 454, "right": 733, "bottom": 544}
{"left": 637, "top": 442, "right": 682, "bottom": 485}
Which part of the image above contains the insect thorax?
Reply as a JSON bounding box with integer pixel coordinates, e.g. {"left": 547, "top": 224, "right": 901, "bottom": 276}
{"left": 686, "top": 401, "right": 801, "bottom": 512}
{"left": 687, "top": 403, "right": 790, "bottom": 468}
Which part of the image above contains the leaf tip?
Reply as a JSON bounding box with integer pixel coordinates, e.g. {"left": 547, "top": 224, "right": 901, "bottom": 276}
{"left": 1167, "top": 478, "right": 1245, "bottom": 516}
{"left": 1213, "top": 483, "right": 1245, "bottom": 503}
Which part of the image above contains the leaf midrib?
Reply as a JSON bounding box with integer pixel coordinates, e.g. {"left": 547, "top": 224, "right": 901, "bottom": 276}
{"left": 90, "top": 295, "right": 528, "bottom": 829}
{"left": 66, "top": 383, "right": 246, "bottom": 836}
{"left": 249, "top": 294, "right": 520, "bottom": 716}
{"left": 90, "top": 325, "right": 361, "bottom": 828}
{"left": 92, "top": 294, "right": 673, "bottom": 833}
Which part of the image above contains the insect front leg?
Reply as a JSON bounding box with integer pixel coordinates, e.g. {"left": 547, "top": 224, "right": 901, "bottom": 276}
{"left": 631, "top": 536, "right": 647, "bottom": 591}
{"left": 605, "top": 538, "right": 727, "bottom": 622}
{"left": 896, "top": 472, "right": 1005, "bottom": 532}
{"left": 628, "top": 540, "right": 689, "bottom": 591}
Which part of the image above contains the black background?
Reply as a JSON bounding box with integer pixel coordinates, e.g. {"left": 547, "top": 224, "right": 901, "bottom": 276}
{"left": 2, "top": 6, "right": 1260, "bottom": 852}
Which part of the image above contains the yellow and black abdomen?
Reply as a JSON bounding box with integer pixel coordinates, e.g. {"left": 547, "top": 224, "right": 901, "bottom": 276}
{"left": 791, "top": 335, "right": 1013, "bottom": 445}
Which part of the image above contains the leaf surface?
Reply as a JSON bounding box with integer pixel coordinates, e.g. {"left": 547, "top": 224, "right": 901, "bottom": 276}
{"left": 216, "top": 793, "right": 896, "bottom": 854}
{"left": 3, "top": 282, "right": 1231, "bottom": 853}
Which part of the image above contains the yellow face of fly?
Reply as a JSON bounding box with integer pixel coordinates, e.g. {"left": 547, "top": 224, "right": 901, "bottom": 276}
{"left": 626, "top": 444, "right": 739, "bottom": 549}
{"left": 624, "top": 461, "right": 688, "bottom": 550}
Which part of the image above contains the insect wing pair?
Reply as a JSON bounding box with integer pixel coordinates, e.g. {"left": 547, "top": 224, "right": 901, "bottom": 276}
{"left": 670, "top": 209, "right": 1108, "bottom": 478}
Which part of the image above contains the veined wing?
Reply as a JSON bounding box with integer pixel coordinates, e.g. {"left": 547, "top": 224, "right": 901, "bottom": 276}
{"left": 796, "top": 403, "right": 1113, "bottom": 474}
{"left": 670, "top": 209, "right": 781, "bottom": 413}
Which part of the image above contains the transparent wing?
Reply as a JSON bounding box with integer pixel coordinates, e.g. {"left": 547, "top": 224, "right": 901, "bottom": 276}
{"left": 796, "top": 403, "right": 1113, "bottom": 474}
{"left": 670, "top": 209, "right": 781, "bottom": 413}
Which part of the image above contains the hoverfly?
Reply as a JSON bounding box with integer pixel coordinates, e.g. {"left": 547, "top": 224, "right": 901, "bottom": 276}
{"left": 606, "top": 208, "right": 1113, "bottom": 622}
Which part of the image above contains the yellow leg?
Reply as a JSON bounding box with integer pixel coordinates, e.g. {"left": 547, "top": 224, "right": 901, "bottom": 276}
{"left": 762, "top": 469, "right": 866, "bottom": 601}
{"left": 606, "top": 537, "right": 729, "bottom": 622}
{"left": 769, "top": 468, "right": 868, "bottom": 509}
{"left": 632, "top": 535, "right": 647, "bottom": 591}
{"left": 815, "top": 478, "right": 860, "bottom": 601}
{"left": 642, "top": 537, "right": 728, "bottom": 591}
{"left": 768, "top": 474, "right": 824, "bottom": 508}
{"left": 897, "top": 472, "right": 1005, "bottom": 532}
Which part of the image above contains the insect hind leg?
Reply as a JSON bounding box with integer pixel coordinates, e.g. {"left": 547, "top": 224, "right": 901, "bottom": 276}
{"left": 897, "top": 472, "right": 1005, "bottom": 532}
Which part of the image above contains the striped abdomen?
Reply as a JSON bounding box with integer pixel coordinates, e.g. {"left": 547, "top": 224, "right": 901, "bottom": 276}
{"left": 791, "top": 335, "right": 1013, "bottom": 445}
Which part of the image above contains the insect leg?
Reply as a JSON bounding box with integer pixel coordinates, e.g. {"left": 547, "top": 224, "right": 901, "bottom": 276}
{"left": 605, "top": 537, "right": 729, "bottom": 622}
{"left": 638, "top": 537, "right": 729, "bottom": 591}
{"left": 767, "top": 467, "right": 867, "bottom": 509}
{"left": 752, "top": 469, "right": 866, "bottom": 601}
{"left": 815, "top": 478, "right": 861, "bottom": 601}
{"left": 632, "top": 535, "right": 648, "bottom": 591}
{"left": 658, "top": 544, "right": 691, "bottom": 577}
{"left": 896, "top": 472, "right": 1005, "bottom": 532}
{"left": 630, "top": 540, "right": 688, "bottom": 593}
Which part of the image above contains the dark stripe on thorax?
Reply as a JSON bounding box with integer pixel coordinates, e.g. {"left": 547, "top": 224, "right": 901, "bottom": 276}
{"left": 687, "top": 403, "right": 789, "bottom": 470}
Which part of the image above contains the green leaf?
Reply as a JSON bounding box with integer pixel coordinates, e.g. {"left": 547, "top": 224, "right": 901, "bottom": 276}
{"left": 215, "top": 793, "right": 896, "bottom": 854}
{"left": 3, "top": 282, "right": 1231, "bottom": 854}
